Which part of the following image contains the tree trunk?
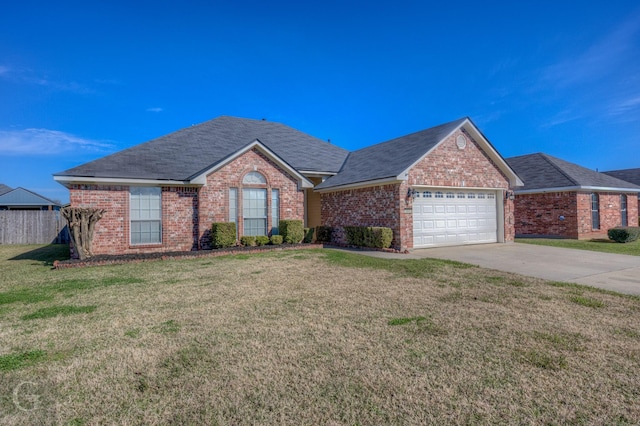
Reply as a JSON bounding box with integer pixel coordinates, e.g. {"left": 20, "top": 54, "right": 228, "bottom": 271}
{"left": 61, "top": 207, "right": 105, "bottom": 260}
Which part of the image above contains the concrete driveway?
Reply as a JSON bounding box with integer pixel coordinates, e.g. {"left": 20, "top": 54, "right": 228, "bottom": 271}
{"left": 348, "top": 243, "right": 640, "bottom": 295}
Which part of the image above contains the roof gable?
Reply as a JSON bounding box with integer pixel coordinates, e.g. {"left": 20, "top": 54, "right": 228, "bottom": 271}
{"left": 0, "top": 187, "right": 60, "bottom": 207}
{"left": 54, "top": 116, "right": 349, "bottom": 184}
{"left": 507, "top": 153, "right": 640, "bottom": 192}
{"left": 316, "top": 117, "right": 522, "bottom": 190}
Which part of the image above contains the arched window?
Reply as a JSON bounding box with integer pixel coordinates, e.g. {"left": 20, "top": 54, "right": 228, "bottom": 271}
{"left": 591, "top": 193, "right": 600, "bottom": 230}
{"left": 242, "top": 171, "right": 266, "bottom": 185}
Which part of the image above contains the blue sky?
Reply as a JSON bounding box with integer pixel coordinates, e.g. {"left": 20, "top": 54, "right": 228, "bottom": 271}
{"left": 1, "top": 1, "right": 639, "bottom": 203}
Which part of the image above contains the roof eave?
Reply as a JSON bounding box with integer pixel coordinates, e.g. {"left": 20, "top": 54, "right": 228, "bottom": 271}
{"left": 189, "top": 140, "right": 314, "bottom": 189}
{"left": 515, "top": 186, "right": 640, "bottom": 194}
{"left": 315, "top": 176, "right": 403, "bottom": 193}
{"left": 53, "top": 175, "right": 195, "bottom": 187}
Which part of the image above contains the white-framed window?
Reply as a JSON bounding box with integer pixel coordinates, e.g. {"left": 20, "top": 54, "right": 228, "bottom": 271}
{"left": 446, "top": 192, "right": 455, "bottom": 199}
{"left": 243, "top": 188, "right": 267, "bottom": 236}
{"left": 271, "top": 189, "right": 280, "bottom": 235}
{"left": 435, "top": 191, "right": 444, "bottom": 198}
{"left": 488, "top": 193, "right": 495, "bottom": 199}
{"left": 423, "top": 191, "right": 432, "bottom": 198}
{"left": 478, "top": 193, "right": 486, "bottom": 199}
{"left": 467, "top": 193, "right": 476, "bottom": 199}
{"left": 130, "top": 187, "right": 162, "bottom": 245}
{"left": 457, "top": 192, "right": 465, "bottom": 199}
{"left": 243, "top": 171, "right": 267, "bottom": 185}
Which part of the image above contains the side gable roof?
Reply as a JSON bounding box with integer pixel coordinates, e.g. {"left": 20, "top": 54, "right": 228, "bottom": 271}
{"left": 54, "top": 116, "right": 349, "bottom": 185}
{"left": 506, "top": 153, "right": 640, "bottom": 193}
{"left": 316, "top": 117, "right": 522, "bottom": 190}
{"left": 0, "top": 187, "right": 61, "bottom": 207}
{"left": 602, "top": 168, "right": 640, "bottom": 187}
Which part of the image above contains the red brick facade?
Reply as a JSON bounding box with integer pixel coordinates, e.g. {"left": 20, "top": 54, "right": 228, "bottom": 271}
{"left": 514, "top": 191, "right": 639, "bottom": 239}
{"left": 321, "top": 129, "right": 515, "bottom": 250}
{"left": 68, "top": 148, "right": 305, "bottom": 257}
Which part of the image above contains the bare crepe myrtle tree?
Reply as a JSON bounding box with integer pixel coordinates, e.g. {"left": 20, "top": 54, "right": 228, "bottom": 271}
{"left": 61, "top": 207, "right": 105, "bottom": 260}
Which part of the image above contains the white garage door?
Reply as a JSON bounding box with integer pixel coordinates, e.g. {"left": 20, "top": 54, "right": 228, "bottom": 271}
{"left": 413, "top": 189, "right": 498, "bottom": 248}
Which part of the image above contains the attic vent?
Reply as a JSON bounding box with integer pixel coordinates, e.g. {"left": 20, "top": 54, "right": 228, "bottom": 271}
{"left": 456, "top": 135, "right": 467, "bottom": 150}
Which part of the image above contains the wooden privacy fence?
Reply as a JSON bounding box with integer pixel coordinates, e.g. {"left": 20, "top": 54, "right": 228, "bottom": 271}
{"left": 0, "top": 210, "right": 69, "bottom": 244}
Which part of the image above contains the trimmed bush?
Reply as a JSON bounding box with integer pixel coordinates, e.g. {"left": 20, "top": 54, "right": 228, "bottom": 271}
{"left": 240, "top": 236, "right": 256, "bottom": 247}
{"left": 608, "top": 227, "right": 640, "bottom": 243}
{"left": 211, "top": 222, "right": 236, "bottom": 248}
{"left": 255, "top": 235, "right": 270, "bottom": 246}
{"left": 303, "top": 227, "right": 315, "bottom": 243}
{"left": 270, "top": 235, "right": 283, "bottom": 245}
{"left": 344, "top": 226, "right": 393, "bottom": 249}
{"left": 315, "top": 226, "right": 333, "bottom": 243}
{"left": 279, "top": 220, "right": 304, "bottom": 244}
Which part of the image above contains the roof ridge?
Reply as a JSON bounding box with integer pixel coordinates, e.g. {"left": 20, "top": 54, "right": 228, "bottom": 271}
{"left": 539, "top": 153, "right": 580, "bottom": 186}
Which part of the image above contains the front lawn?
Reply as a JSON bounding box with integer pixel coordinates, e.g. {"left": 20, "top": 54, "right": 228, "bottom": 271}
{"left": 1, "top": 245, "right": 640, "bottom": 424}
{"left": 517, "top": 236, "right": 640, "bottom": 256}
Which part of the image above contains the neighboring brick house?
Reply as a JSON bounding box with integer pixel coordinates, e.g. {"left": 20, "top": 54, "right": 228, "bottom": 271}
{"left": 54, "top": 116, "right": 522, "bottom": 256}
{"left": 506, "top": 153, "right": 640, "bottom": 239}
{"left": 603, "top": 168, "right": 640, "bottom": 201}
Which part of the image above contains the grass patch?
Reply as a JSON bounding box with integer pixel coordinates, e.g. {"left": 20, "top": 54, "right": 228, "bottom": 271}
{"left": 323, "top": 248, "right": 473, "bottom": 278}
{"left": 21, "top": 305, "right": 97, "bottom": 320}
{"left": 0, "top": 349, "right": 46, "bottom": 371}
{"left": 2, "top": 244, "right": 640, "bottom": 424}
{"left": 153, "top": 320, "right": 180, "bottom": 334}
{"left": 570, "top": 295, "right": 606, "bottom": 308}
{"left": 517, "top": 237, "right": 640, "bottom": 256}
{"left": 516, "top": 349, "right": 568, "bottom": 371}
{"left": 388, "top": 316, "right": 426, "bottom": 326}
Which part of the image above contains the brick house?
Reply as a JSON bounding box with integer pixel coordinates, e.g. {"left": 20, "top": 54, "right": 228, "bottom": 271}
{"left": 603, "top": 168, "right": 640, "bottom": 203}
{"left": 506, "top": 153, "right": 640, "bottom": 239}
{"left": 54, "top": 116, "right": 522, "bottom": 256}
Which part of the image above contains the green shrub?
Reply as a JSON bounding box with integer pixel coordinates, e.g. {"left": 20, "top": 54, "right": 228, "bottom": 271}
{"left": 270, "top": 235, "right": 283, "bottom": 245}
{"left": 315, "top": 226, "right": 333, "bottom": 243}
{"left": 240, "top": 236, "right": 256, "bottom": 246}
{"left": 279, "top": 220, "right": 304, "bottom": 244}
{"left": 608, "top": 227, "right": 640, "bottom": 243}
{"left": 255, "top": 235, "right": 270, "bottom": 246}
{"left": 211, "top": 222, "right": 236, "bottom": 248}
{"left": 303, "top": 227, "right": 315, "bottom": 243}
{"left": 369, "top": 227, "right": 393, "bottom": 248}
{"left": 344, "top": 226, "right": 393, "bottom": 249}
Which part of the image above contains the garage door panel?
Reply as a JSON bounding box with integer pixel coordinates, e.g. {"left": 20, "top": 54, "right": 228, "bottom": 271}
{"left": 413, "top": 189, "right": 498, "bottom": 248}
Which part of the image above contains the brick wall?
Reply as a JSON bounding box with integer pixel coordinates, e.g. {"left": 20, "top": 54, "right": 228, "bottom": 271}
{"left": 69, "top": 185, "right": 198, "bottom": 257}
{"left": 321, "top": 183, "right": 404, "bottom": 249}
{"left": 514, "top": 191, "right": 639, "bottom": 239}
{"left": 197, "top": 148, "right": 304, "bottom": 249}
{"left": 320, "top": 129, "right": 515, "bottom": 250}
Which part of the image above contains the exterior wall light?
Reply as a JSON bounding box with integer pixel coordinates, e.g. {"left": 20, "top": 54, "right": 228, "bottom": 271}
{"left": 505, "top": 190, "right": 515, "bottom": 200}
{"left": 407, "top": 188, "right": 417, "bottom": 199}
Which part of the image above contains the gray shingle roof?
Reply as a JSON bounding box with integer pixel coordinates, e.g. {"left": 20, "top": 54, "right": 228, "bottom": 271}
{"left": 602, "top": 168, "right": 640, "bottom": 187}
{"left": 506, "top": 153, "right": 640, "bottom": 191}
{"left": 56, "top": 116, "right": 349, "bottom": 181}
{"left": 316, "top": 118, "right": 467, "bottom": 189}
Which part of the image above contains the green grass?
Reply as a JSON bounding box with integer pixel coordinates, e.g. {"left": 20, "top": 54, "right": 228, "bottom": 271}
{"left": 517, "top": 237, "right": 640, "bottom": 256}
{"left": 570, "top": 295, "right": 606, "bottom": 308}
{"left": 0, "top": 350, "right": 47, "bottom": 371}
{"left": 388, "top": 316, "right": 426, "bottom": 326}
{"left": 322, "top": 248, "right": 473, "bottom": 277}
